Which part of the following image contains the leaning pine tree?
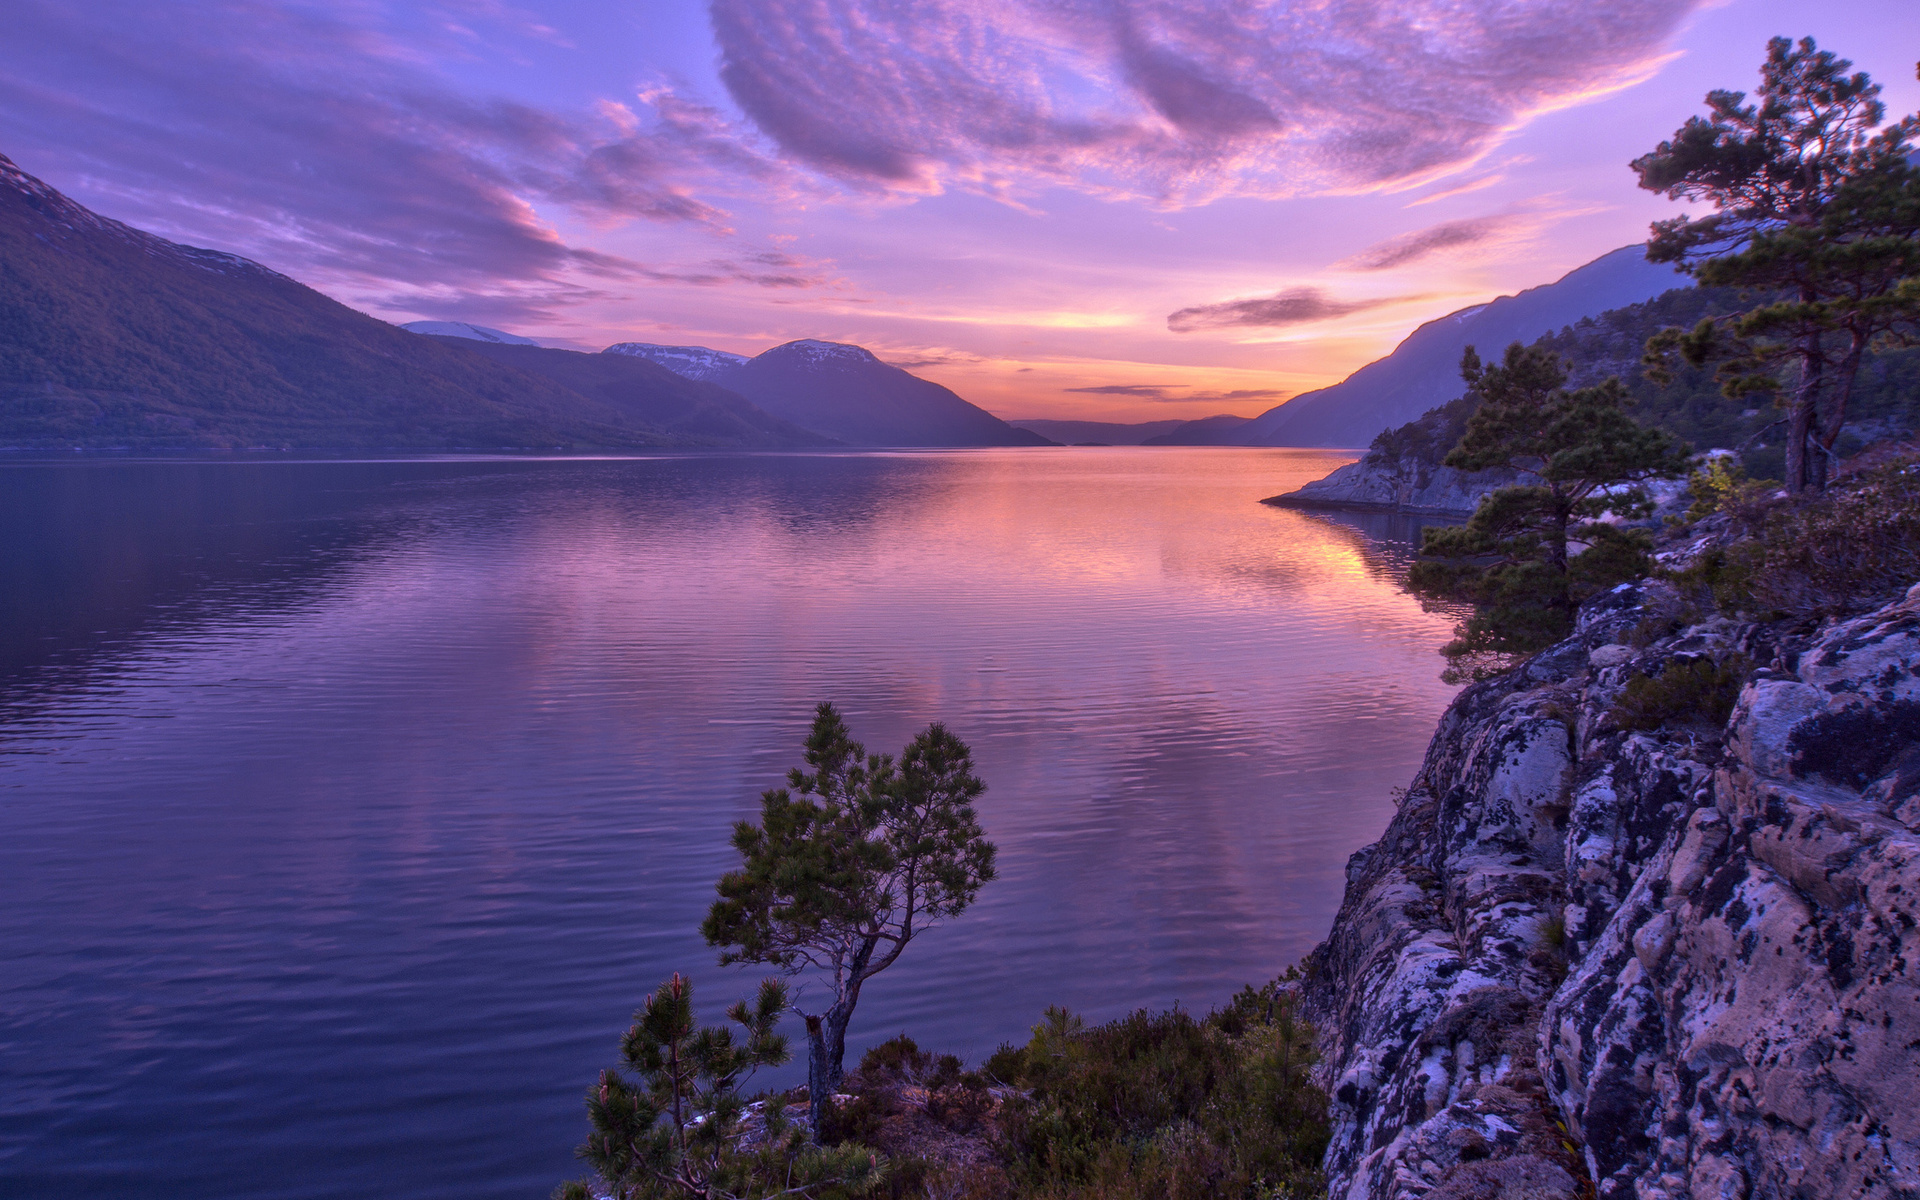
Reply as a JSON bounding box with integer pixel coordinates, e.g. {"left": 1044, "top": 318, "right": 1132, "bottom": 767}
{"left": 702, "top": 703, "right": 996, "bottom": 1140}
{"left": 1409, "top": 343, "right": 1689, "bottom": 682}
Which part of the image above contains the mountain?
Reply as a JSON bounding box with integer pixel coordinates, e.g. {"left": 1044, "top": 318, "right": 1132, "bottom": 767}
{"left": 0, "top": 151, "right": 820, "bottom": 449}
{"left": 1265, "top": 283, "right": 1920, "bottom": 513}
{"left": 1231, "top": 246, "right": 1688, "bottom": 447}
{"left": 438, "top": 339, "right": 831, "bottom": 448}
{"left": 400, "top": 321, "right": 540, "bottom": 345}
{"left": 604, "top": 342, "right": 750, "bottom": 382}
{"left": 635, "top": 338, "right": 1052, "bottom": 447}
{"left": 1140, "top": 413, "right": 1253, "bottom": 445}
{"left": 1007, "top": 418, "right": 1190, "bottom": 445}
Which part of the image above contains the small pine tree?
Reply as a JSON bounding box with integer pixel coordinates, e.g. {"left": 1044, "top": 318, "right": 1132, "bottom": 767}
{"left": 703, "top": 704, "right": 996, "bottom": 1140}
{"left": 1409, "top": 343, "right": 1689, "bottom": 682}
{"left": 557, "top": 974, "right": 881, "bottom": 1200}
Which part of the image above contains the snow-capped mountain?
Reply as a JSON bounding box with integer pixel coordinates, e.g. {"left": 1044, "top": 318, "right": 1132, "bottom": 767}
{"left": 400, "top": 321, "right": 539, "bottom": 346}
{"left": 716, "top": 339, "right": 1049, "bottom": 447}
{"left": 607, "top": 337, "right": 1050, "bottom": 447}
{"left": 603, "top": 342, "right": 749, "bottom": 382}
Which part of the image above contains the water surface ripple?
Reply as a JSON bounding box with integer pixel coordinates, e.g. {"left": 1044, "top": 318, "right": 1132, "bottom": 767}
{"left": 0, "top": 449, "right": 1457, "bottom": 1199}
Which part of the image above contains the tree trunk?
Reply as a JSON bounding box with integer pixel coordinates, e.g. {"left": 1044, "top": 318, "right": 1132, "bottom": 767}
{"left": 804, "top": 1013, "right": 829, "bottom": 1142}
{"left": 803, "top": 1000, "right": 856, "bottom": 1141}
{"left": 1786, "top": 319, "right": 1823, "bottom": 495}
{"left": 1813, "top": 332, "right": 1867, "bottom": 493}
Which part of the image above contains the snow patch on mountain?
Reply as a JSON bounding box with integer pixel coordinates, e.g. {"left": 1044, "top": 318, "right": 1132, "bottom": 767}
{"left": 765, "top": 339, "right": 880, "bottom": 366}
{"left": 603, "top": 342, "right": 750, "bottom": 381}
{"left": 401, "top": 321, "right": 539, "bottom": 346}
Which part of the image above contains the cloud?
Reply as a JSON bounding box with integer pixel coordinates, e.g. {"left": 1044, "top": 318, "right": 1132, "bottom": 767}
{"left": 1167, "top": 288, "right": 1406, "bottom": 333}
{"left": 1066, "top": 383, "right": 1186, "bottom": 397}
{"left": 1341, "top": 216, "right": 1514, "bottom": 271}
{"left": 1063, "top": 384, "right": 1289, "bottom": 404}
{"left": 0, "top": 0, "right": 803, "bottom": 301}
{"left": 708, "top": 0, "right": 1704, "bottom": 204}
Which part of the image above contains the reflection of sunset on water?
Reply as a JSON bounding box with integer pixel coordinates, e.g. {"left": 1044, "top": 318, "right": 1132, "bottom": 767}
{"left": 0, "top": 449, "right": 1459, "bottom": 1200}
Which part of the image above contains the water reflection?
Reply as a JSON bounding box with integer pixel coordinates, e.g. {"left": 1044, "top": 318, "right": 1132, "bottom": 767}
{"left": 0, "top": 449, "right": 1458, "bottom": 1200}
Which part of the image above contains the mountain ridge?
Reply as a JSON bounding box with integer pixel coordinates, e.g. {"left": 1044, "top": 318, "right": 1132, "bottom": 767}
{"left": 624, "top": 336, "right": 1052, "bottom": 447}
{"left": 0, "top": 152, "right": 819, "bottom": 450}
{"left": 1227, "top": 246, "right": 1688, "bottom": 447}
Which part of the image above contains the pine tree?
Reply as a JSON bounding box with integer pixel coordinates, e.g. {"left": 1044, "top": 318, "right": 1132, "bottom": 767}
{"left": 702, "top": 704, "right": 996, "bottom": 1139}
{"left": 1633, "top": 38, "right": 1920, "bottom": 492}
{"left": 557, "top": 974, "right": 881, "bottom": 1200}
{"left": 1409, "top": 344, "right": 1688, "bottom": 682}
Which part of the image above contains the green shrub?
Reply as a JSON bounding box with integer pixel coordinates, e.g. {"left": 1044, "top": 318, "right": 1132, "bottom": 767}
{"left": 1731, "top": 452, "right": 1920, "bottom": 618}
{"left": 990, "top": 984, "right": 1328, "bottom": 1200}
{"left": 1610, "top": 655, "right": 1753, "bottom": 732}
{"left": 1684, "top": 456, "right": 1749, "bottom": 520}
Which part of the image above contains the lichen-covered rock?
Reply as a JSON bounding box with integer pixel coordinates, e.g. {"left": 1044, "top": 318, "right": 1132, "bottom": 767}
{"left": 1303, "top": 582, "right": 1920, "bottom": 1199}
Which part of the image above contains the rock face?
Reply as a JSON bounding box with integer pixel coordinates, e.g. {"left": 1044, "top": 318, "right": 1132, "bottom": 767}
{"left": 1301, "top": 581, "right": 1920, "bottom": 1199}
{"left": 1262, "top": 455, "right": 1521, "bottom": 517}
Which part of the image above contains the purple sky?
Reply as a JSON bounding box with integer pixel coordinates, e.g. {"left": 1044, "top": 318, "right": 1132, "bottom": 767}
{"left": 4, "top": 0, "right": 1917, "bottom": 421}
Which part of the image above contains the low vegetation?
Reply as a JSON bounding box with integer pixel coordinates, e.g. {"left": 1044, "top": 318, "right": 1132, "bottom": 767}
{"left": 560, "top": 981, "right": 1330, "bottom": 1200}
{"left": 1671, "top": 445, "right": 1920, "bottom": 620}
{"left": 1609, "top": 655, "right": 1754, "bottom": 733}
{"left": 984, "top": 985, "right": 1327, "bottom": 1200}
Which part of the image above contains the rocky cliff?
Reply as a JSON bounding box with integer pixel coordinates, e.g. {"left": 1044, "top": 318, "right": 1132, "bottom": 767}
{"left": 1300, "top": 579, "right": 1920, "bottom": 1199}
{"left": 1262, "top": 455, "right": 1518, "bottom": 517}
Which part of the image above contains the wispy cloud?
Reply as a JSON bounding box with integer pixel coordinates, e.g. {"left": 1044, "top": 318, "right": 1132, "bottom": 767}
{"left": 709, "top": 0, "right": 1706, "bottom": 204}
{"left": 1063, "top": 383, "right": 1288, "bottom": 404}
{"left": 1341, "top": 216, "right": 1515, "bottom": 271}
{"left": 1066, "top": 383, "right": 1187, "bottom": 397}
{"left": 0, "top": 0, "right": 805, "bottom": 301}
{"left": 1167, "top": 288, "right": 1408, "bottom": 333}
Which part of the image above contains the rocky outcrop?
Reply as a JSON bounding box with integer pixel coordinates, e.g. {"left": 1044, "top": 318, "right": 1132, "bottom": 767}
{"left": 1301, "top": 581, "right": 1920, "bottom": 1199}
{"left": 1261, "top": 455, "right": 1521, "bottom": 516}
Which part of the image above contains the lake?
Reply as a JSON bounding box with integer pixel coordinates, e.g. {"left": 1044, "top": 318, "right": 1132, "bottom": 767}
{"left": 0, "top": 448, "right": 1459, "bottom": 1199}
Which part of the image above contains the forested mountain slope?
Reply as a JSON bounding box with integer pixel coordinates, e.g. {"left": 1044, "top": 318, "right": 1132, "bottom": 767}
{"left": 0, "top": 152, "right": 812, "bottom": 450}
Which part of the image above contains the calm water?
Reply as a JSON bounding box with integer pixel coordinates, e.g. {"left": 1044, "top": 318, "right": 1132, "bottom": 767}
{"left": 0, "top": 449, "right": 1458, "bottom": 1199}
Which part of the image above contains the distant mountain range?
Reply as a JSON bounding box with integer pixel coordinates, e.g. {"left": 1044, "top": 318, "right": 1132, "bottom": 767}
{"left": 607, "top": 339, "right": 1049, "bottom": 447}
{"left": 1141, "top": 413, "right": 1253, "bottom": 445}
{"left": 0, "top": 152, "right": 828, "bottom": 450}
{"left": 0, "top": 151, "right": 1049, "bottom": 450}
{"left": 423, "top": 338, "right": 832, "bottom": 448}
{"left": 1007, "top": 418, "right": 1192, "bottom": 445}
{"left": 0, "top": 144, "right": 1715, "bottom": 455}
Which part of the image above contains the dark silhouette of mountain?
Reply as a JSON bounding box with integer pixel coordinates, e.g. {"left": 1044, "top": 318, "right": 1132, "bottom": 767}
{"left": 630, "top": 338, "right": 1052, "bottom": 447}
{"left": 1231, "top": 247, "right": 1687, "bottom": 447}
{"left": 439, "top": 340, "right": 832, "bottom": 448}
{"left": 1140, "top": 413, "right": 1253, "bottom": 445}
{"left": 1007, "top": 418, "right": 1190, "bottom": 444}
{"left": 0, "top": 152, "right": 812, "bottom": 449}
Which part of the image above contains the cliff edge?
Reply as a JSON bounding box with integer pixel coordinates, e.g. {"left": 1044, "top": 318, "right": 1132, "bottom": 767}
{"left": 1300, "top": 579, "right": 1920, "bottom": 1198}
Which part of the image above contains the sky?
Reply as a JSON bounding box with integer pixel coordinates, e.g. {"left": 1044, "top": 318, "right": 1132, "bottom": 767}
{"left": 2, "top": 1, "right": 1917, "bottom": 423}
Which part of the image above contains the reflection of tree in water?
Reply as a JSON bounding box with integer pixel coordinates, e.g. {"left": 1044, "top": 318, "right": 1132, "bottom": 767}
{"left": 1303, "top": 509, "right": 1450, "bottom": 582}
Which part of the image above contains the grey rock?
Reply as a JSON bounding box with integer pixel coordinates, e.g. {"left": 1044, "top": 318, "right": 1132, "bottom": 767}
{"left": 1304, "top": 581, "right": 1920, "bottom": 1199}
{"left": 1263, "top": 455, "right": 1522, "bottom": 517}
